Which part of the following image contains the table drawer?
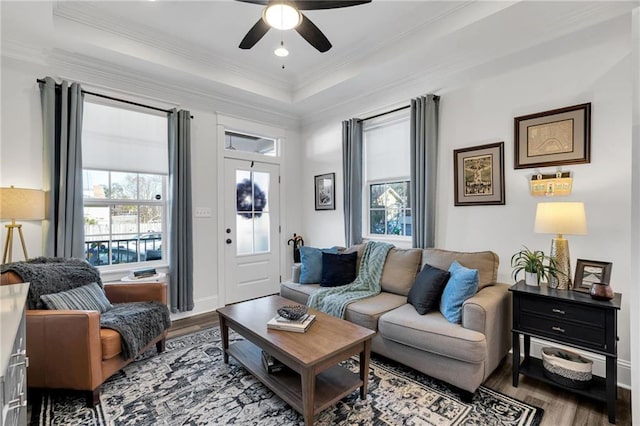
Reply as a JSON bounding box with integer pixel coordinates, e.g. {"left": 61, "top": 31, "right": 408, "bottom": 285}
{"left": 519, "top": 312, "right": 606, "bottom": 350}
{"left": 520, "top": 296, "right": 605, "bottom": 327}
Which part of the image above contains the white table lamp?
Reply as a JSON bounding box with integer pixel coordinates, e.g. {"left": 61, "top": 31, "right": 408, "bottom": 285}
{"left": 534, "top": 202, "right": 587, "bottom": 289}
{"left": 0, "top": 186, "right": 45, "bottom": 264}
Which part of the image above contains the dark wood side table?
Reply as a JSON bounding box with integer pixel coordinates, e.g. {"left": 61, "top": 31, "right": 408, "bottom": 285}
{"left": 509, "top": 281, "right": 622, "bottom": 424}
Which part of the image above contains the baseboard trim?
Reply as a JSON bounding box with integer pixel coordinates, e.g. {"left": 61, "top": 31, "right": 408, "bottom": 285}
{"left": 169, "top": 295, "right": 220, "bottom": 321}
{"left": 513, "top": 336, "right": 631, "bottom": 389}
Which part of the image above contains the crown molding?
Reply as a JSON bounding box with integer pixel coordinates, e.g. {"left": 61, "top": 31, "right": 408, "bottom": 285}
{"left": 44, "top": 49, "right": 299, "bottom": 126}
{"left": 292, "top": 1, "right": 475, "bottom": 92}
{"left": 1, "top": 38, "right": 48, "bottom": 66}
{"left": 52, "top": 2, "right": 292, "bottom": 95}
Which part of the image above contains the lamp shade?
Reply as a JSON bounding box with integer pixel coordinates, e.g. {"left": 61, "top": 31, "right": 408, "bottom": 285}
{"left": 0, "top": 187, "right": 45, "bottom": 220}
{"left": 534, "top": 202, "right": 587, "bottom": 236}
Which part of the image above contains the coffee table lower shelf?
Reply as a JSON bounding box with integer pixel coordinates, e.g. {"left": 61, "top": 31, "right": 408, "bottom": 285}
{"left": 227, "top": 340, "right": 363, "bottom": 416}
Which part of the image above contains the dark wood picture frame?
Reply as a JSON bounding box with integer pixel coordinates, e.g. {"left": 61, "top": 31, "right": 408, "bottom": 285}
{"left": 573, "top": 259, "right": 612, "bottom": 293}
{"left": 453, "top": 141, "right": 505, "bottom": 206}
{"left": 514, "top": 103, "right": 591, "bottom": 169}
{"left": 314, "top": 173, "right": 335, "bottom": 210}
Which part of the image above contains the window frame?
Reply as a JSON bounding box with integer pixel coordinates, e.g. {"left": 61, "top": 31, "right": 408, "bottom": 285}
{"left": 362, "top": 110, "right": 412, "bottom": 243}
{"left": 81, "top": 96, "right": 170, "bottom": 272}
{"left": 83, "top": 168, "right": 168, "bottom": 271}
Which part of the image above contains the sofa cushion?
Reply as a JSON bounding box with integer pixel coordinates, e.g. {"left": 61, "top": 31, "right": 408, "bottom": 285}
{"left": 422, "top": 248, "right": 498, "bottom": 290}
{"left": 343, "top": 243, "right": 366, "bottom": 274}
{"left": 378, "top": 304, "right": 487, "bottom": 364}
{"left": 380, "top": 248, "right": 422, "bottom": 296}
{"left": 407, "top": 264, "right": 450, "bottom": 315}
{"left": 440, "top": 261, "right": 479, "bottom": 324}
{"left": 100, "top": 328, "right": 122, "bottom": 360}
{"left": 280, "top": 282, "right": 320, "bottom": 305}
{"left": 321, "top": 252, "right": 358, "bottom": 287}
{"left": 40, "top": 282, "right": 113, "bottom": 313}
{"left": 344, "top": 292, "right": 407, "bottom": 331}
{"left": 299, "top": 246, "right": 338, "bottom": 283}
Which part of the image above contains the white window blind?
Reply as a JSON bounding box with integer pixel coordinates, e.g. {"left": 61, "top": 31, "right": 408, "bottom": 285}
{"left": 82, "top": 101, "right": 168, "bottom": 174}
{"left": 364, "top": 115, "right": 410, "bottom": 182}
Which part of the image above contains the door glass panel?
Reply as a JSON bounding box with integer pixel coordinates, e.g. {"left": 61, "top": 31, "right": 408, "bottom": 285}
{"left": 235, "top": 170, "right": 271, "bottom": 255}
{"left": 236, "top": 213, "right": 254, "bottom": 255}
{"left": 254, "top": 213, "right": 270, "bottom": 253}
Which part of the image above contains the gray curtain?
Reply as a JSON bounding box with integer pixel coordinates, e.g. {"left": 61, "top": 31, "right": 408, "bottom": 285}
{"left": 168, "top": 110, "right": 194, "bottom": 313}
{"left": 410, "top": 94, "right": 440, "bottom": 248}
{"left": 39, "top": 77, "right": 85, "bottom": 258}
{"left": 342, "top": 118, "right": 363, "bottom": 247}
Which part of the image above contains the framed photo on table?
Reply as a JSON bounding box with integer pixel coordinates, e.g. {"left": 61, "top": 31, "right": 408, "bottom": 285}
{"left": 314, "top": 173, "right": 335, "bottom": 210}
{"left": 453, "top": 142, "right": 505, "bottom": 206}
{"left": 573, "top": 259, "right": 612, "bottom": 293}
{"left": 514, "top": 103, "right": 591, "bottom": 169}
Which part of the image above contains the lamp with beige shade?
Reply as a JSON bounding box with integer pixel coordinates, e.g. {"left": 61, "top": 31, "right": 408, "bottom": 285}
{"left": 534, "top": 202, "right": 588, "bottom": 289}
{"left": 0, "top": 186, "right": 45, "bottom": 264}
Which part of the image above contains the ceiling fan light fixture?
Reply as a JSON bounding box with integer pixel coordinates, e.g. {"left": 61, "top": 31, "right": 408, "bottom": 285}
{"left": 274, "top": 41, "right": 289, "bottom": 57}
{"left": 263, "top": 4, "right": 301, "bottom": 30}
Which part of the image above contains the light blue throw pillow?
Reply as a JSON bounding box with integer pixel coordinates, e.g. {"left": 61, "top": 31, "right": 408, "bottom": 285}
{"left": 439, "top": 261, "right": 479, "bottom": 324}
{"left": 299, "top": 246, "right": 338, "bottom": 284}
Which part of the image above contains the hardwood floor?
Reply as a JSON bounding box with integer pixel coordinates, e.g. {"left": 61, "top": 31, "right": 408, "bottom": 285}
{"left": 168, "top": 312, "right": 632, "bottom": 425}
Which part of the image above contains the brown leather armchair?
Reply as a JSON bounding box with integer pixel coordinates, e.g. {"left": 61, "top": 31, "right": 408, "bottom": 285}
{"left": 1, "top": 271, "right": 169, "bottom": 407}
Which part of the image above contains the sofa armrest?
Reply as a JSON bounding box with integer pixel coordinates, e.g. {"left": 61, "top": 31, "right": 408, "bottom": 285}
{"left": 104, "top": 282, "right": 167, "bottom": 304}
{"left": 292, "top": 263, "right": 301, "bottom": 283}
{"left": 26, "top": 310, "right": 103, "bottom": 390}
{"left": 462, "top": 283, "right": 512, "bottom": 376}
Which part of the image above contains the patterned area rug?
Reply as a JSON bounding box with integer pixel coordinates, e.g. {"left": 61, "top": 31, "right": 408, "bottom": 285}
{"left": 30, "top": 327, "right": 543, "bottom": 425}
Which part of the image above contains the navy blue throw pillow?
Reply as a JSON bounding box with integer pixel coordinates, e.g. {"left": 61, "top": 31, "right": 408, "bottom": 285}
{"left": 407, "top": 263, "right": 451, "bottom": 315}
{"left": 320, "top": 252, "right": 358, "bottom": 287}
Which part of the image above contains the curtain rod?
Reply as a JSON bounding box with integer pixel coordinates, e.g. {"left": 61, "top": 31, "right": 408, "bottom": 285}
{"left": 361, "top": 95, "right": 440, "bottom": 122}
{"left": 361, "top": 105, "right": 409, "bottom": 122}
{"left": 36, "top": 78, "right": 194, "bottom": 119}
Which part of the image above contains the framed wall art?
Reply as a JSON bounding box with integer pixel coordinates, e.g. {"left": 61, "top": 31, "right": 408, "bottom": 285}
{"left": 453, "top": 141, "right": 505, "bottom": 206}
{"left": 514, "top": 103, "right": 591, "bottom": 169}
{"left": 573, "top": 259, "right": 612, "bottom": 293}
{"left": 314, "top": 173, "right": 335, "bottom": 210}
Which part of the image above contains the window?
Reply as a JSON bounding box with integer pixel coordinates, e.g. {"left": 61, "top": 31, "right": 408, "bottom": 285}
{"left": 369, "top": 181, "right": 411, "bottom": 236}
{"left": 225, "top": 131, "right": 277, "bottom": 156}
{"left": 363, "top": 112, "right": 411, "bottom": 239}
{"left": 82, "top": 100, "right": 168, "bottom": 267}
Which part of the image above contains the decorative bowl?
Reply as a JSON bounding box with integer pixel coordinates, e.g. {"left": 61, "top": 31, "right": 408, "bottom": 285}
{"left": 277, "top": 305, "right": 307, "bottom": 320}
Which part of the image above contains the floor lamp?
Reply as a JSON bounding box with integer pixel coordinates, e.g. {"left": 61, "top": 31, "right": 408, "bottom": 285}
{"left": 0, "top": 186, "right": 45, "bottom": 264}
{"left": 534, "top": 202, "right": 588, "bottom": 289}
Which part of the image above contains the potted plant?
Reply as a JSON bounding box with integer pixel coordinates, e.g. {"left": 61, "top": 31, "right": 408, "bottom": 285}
{"left": 511, "top": 246, "right": 563, "bottom": 286}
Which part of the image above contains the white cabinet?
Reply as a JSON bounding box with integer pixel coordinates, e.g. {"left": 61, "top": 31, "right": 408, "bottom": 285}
{"left": 1, "top": 283, "right": 29, "bottom": 426}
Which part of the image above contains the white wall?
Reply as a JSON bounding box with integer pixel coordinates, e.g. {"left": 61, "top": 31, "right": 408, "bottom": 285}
{"left": 300, "top": 18, "right": 634, "bottom": 387}
{"left": 0, "top": 55, "right": 303, "bottom": 320}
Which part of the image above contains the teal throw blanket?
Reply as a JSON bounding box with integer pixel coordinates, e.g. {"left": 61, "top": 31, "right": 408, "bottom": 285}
{"left": 307, "top": 241, "right": 393, "bottom": 318}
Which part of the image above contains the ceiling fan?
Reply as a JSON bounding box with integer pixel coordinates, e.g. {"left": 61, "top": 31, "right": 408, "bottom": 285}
{"left": 237, "top": 0, "right": 372, "bottom": 53}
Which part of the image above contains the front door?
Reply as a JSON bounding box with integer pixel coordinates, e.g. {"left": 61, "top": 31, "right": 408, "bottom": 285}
{"left": 224, "top": 158, "right": 280, "bottom": 304}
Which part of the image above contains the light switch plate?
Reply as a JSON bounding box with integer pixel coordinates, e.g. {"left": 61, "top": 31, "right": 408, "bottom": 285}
{"left": 195, "top": 207, "right": 212, "bottom": 218}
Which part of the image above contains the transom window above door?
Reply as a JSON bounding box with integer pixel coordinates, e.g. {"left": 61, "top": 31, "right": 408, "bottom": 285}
{"left": 225, "top": 131, "right": 277, "bottom": 156}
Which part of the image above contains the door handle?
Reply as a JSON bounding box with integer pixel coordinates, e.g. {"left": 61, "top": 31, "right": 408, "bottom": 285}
{"left": 226, "top": 239, "right": 232, "bottom": 244}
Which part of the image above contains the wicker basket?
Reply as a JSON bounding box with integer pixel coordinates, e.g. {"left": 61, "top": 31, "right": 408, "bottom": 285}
{"left": 541, "top": 347, "right": 593, "bottom": 389}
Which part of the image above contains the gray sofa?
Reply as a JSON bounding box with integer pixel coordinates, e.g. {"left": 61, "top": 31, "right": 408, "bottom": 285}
{"left": 280, "top": 245, "right": 512, "bottom": 396}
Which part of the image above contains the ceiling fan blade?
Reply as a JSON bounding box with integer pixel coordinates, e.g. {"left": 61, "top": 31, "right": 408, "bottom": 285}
{"left": 293, "top": 0, "right": 371, "bottom": 10}
{"left": 239, "top": 18, "right": 271, "bottom": 49}
{"left": 235, "top": 0, "right": 269, "bottom": 5}
{"left": 295, "top": 13, "right": 331, "bottom": 52}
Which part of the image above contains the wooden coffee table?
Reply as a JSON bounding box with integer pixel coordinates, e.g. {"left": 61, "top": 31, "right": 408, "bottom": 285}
{"left": 216, "top": 295, "right": 375, "bottom": 426}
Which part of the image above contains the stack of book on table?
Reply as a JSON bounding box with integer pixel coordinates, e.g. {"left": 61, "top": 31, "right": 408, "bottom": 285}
{"left": 266, "top": 313, "right": 316, "bottom": 333}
